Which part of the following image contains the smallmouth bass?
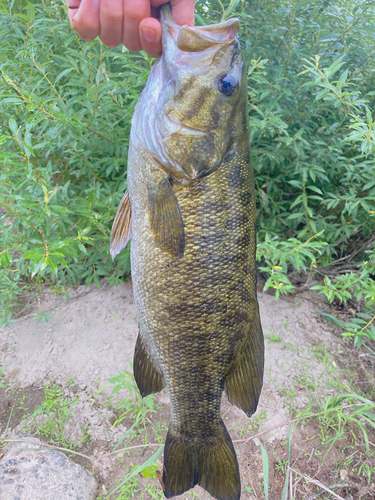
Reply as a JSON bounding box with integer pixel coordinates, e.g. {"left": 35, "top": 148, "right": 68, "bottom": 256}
{"left": 111, "top": 5, "right": 264, "bottom": 499}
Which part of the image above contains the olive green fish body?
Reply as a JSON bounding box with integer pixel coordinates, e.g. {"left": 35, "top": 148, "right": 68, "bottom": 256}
{"left": 129, "top": 142, "right": 262, "bottom": 499}
{"left": 111, "top": 7, "right": 264, "bottom": 499}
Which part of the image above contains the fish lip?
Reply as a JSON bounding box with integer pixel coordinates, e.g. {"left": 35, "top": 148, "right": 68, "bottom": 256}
{"left": 160, "top": 3, "right": 240, "bottom": 33}
{"left": 160, "top": 3, "right": 239, "bottom": 56}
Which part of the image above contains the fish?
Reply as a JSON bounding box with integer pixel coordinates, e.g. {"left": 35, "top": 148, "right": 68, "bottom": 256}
{"left": 110, "top": 5, "right": 264, "bottom": 500}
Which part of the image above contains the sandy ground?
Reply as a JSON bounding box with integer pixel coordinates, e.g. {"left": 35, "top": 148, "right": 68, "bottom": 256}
{"left": 0, "top": 281, "right": 373, "bottom": 499}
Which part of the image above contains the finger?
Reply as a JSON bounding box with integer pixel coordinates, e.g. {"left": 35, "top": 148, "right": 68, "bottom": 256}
{"left": 66, "top": 0, "right": 100, "bottom": 41}
{"left": 170, "top": 0, "right": 195, "bottom": 26}
{"left": 139, "top": 17, "right": 162, "bottom": 58}
{"left": 151, "top": 0, "right": 195, "bottom": 26}
{"left": 99, "top": 0, "right": 124, "bottom": 48}
{"left": 123, "top": 0, "right": 150, "bottom": 52}
{"left": 65, "top": 0, "right": 81, "bottom": 23}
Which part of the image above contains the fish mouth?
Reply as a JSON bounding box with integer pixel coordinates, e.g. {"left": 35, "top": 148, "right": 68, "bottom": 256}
{"left": 161, "top": 3, "right": 239, "bottom": 34}
{"left": 161, "top": 3, "right": 239, "bottom": 53}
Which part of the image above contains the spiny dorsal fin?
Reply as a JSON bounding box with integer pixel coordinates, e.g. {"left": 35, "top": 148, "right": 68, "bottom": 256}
{"left": 110, "top": 190, "right": 131, "bottom": 260}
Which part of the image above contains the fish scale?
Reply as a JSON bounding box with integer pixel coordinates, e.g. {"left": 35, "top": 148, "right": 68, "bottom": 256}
{"left": 110, "top": 5, "right": 264, "bottom": 499}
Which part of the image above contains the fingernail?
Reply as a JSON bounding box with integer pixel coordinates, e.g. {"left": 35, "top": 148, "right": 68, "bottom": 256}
{"left": 143, "top": 27, "right": 156, "bottom": 43}
{"left": 92, "top": 0, "right": 100, "bottom": 13}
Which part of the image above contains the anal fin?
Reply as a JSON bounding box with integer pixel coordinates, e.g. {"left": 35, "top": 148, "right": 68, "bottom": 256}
{"left": 133, "top": 330, "right": 165, "bottom": 397}
{"left": 110, "top": 190, "right": 131, "bottom": 260}
{"left": 148, "top": 178, "right": 185, "bottom": 258}
{"left": 224, "top": 305, "right": 264, "bottom": 417}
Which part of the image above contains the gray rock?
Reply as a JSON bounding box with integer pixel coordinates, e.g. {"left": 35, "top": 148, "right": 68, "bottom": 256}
{"left": 0, "top": 436, "right": 97, "bottom": 500}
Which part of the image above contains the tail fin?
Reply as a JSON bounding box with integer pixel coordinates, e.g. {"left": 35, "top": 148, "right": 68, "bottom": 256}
{"left": 162, "top": 421, "right": 240, "bottom": 500}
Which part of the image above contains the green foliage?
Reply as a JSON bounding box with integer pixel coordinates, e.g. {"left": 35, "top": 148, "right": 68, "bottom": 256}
{"left": 32, "top": 383, "right": 78, "bottom": 445}
{"left": 0, "top": 0, "right": 137, "bottom": 324}
{"left": 103, "top": 447, "right": 163, "bottom": 500}
{"left": 258, "top": 439, "right": 269, "bottom": 500}
{"left": 311, "top": 253, "right": 375, "bottom": 346}
{"left": 257, "top": 231, "right": 327, "bottom": 297}
{"left": 108, "top": 370, "right": 160, "bottom": 443}
{"left": 266, "top": 386, "right": 375, "bottom": 497}
{"left": 228, "top": 0, "right": 375, "bottom": 345}
{"left": 298, "top": 390, "right": 375, "bottom": 461}
{"left": 0, "top": 367, "right": 4, "bottom": 388}
{"left": 341, "top": 309, "right": 375, "bottom": 348}
{"left": 0, "top": 0, "right": 374, "bottom": 347}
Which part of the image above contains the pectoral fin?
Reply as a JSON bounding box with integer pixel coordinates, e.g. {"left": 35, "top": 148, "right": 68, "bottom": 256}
{"left": 224, "top": 305, "right": 264, "bottom": 417}
{"left": 148, "top": 179, "right": 185, "bottom": 258}
{"left": 110, "top": 190, "right": 131, "bottom": 260}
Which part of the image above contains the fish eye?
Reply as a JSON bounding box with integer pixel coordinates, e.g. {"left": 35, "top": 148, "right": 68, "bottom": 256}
{"left": 218, "top": 73, "right": 238, "bottom": 96}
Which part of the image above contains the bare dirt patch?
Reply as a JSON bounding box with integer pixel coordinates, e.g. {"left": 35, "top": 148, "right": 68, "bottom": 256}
{"left": 1, "top": 282, "right": 374, "bottom": 499}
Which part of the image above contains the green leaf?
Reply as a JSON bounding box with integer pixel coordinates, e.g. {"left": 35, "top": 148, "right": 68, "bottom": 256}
{"left": 27, "top": 2, "right": 35, "bottom": 24}
{"left": 363, "top": 410, "right": 375, "bottom": 423}
{"left": 221, "top": 0, "right": 241, "bottom": 21}
{"left": 315, "top": 89, "right": 330, "bottom": 101}
{"left": 325, "top": 56, "right": 346, "bottom": 78}
{"left": 259, "top": 440, "right": 269, "bottom": 500}
{"left": 106, "top": 447, "right": 163, "bottom": 498}
{"left": 110, "top": 384, "right": 122, "bottom": 395}
{"left": 54, "top": 68, "right": 75, "bottom": 84}
{"left": 314, "top": 312, "right": 345, "bottom": 328}
{"left": 46, "top": 257, "right": 58, "bottom": 275}
{"left": 8, "top": 119, "right": 17, "bottom": 134}
{"left": 363, "top": 179, "right": 375, "bottom": 190}
{"left": 113, "top": 419, "right": 139, "bottom": 452}
{"left": 338, "top": 69, "right": 348, "bottom": 84}
{"left": 306, "top": 185, "right": 323, "bottom": 194}
{"left": 78, "top": 243, "right": 87, "bottom": 254}
{"left": 140, "top": 463, "right": 158, "bottom": 478}
{"left": 195, "top": 13, "right": 206, "bottom": 26}
{"left": 319, "top": 33, "right": 340, "bottom": 43}
{"left": 287, "top": 213, "right": 304, "bottom": 220}
{"left": 144, "top": 396, "right": 154, "bottom": 409}
{"left": 288, "top": 180, "right": 303, "bottom": 189}
{"left": 281, "top": 426, "right": 293, "bottom": 500}
{"left": 366, "top": 107, "right": 373, "bottom": 126}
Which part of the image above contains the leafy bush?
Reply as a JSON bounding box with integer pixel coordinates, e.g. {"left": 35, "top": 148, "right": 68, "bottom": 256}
{"left": 0, "top": 0, "right": 141, "bottom": 323}
{"left": 212, "top": 0, "right": 375, "bottom": 343}
{"left": 0, "top": 0, "right": 374, "bottom": 342}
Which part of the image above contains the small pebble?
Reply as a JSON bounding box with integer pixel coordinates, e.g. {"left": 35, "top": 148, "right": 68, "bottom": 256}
{"left": 340, "top": 469, "right": 348, "bottom": 480}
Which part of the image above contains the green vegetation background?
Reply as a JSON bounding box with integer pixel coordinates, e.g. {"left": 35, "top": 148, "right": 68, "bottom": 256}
{"left": 0, "top": 0, "right": 374, "bottom": 344}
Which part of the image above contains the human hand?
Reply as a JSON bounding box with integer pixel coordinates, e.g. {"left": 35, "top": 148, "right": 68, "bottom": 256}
{"left": 65, "top": 0, "right": 195, "bottom": 57}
